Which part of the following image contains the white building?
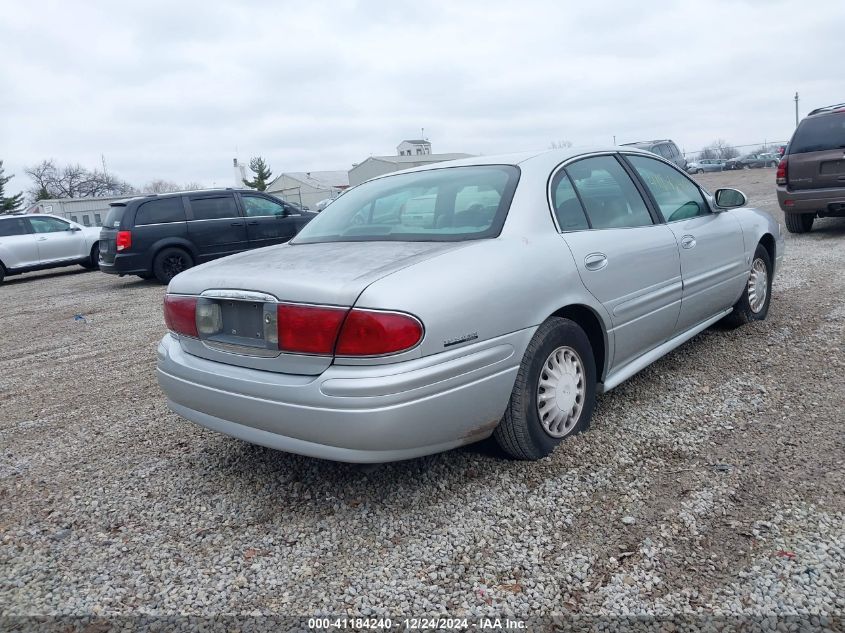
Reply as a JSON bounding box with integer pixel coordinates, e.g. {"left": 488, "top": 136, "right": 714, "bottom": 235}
{"left": 265, "top": 171, "right": 350, "bottom": 210}
{"left": 348, "top": 153, "right": 473, "bottom": 187}
{"left": 396, "top": 139, "right": 432, "bottom": 156}
{"left": 27, "top": 195, "right": 129, "bottom": 227}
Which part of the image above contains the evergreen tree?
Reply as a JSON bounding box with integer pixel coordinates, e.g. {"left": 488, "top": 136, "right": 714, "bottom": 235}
{"left": 0, "top": 161, "right": 25, "bottom": 213}
{"left": 242, "top": 156, "right": 273, "bottom": 191}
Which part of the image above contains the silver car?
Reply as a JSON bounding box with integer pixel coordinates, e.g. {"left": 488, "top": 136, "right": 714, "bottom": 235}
{"left": 157, "top": 148, "right": 783, "bottom": 462}
{"left": 0, "top": 214, "right": 102, "bottom": 284}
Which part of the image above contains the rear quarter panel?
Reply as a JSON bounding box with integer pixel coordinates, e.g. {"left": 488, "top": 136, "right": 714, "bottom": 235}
{"left": 352, "top": 233, "right": 611, "bottom": 371}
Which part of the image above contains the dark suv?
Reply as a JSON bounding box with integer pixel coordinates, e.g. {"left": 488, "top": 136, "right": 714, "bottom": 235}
{"left": 99, "top": 189, "right": 315, "bottom": 283}
{"left": 777, "top": 103, "right": 845, "bottom": 233}
{"left": 620, "top": 139, "right": 687, "bottom": 171}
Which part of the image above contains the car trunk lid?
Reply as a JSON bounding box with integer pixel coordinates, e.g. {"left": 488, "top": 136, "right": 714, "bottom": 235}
{"left": 168, "top": 240, "right": 469, "bottom": 374}
{"left": 787, "top": 149, "right": 845, "bottom": 191}
{"left": 98, "top": 204, "right": 126, "bottom": 264}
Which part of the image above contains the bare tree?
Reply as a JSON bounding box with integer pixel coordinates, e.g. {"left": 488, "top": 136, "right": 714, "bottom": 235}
{"left": 549, "top": 140, "right": 573, "bottom": 149}
{"left": 142, "top": 179, "right": 182, "bottom": 194}
{"left": 24, "top": 160, "right": 134, "bottom": 201}
{"left": 705, "top": 139, "right": 739, "bottom": 160}
{"left": 141, "top": 179, "right": 204, "bottom": 193}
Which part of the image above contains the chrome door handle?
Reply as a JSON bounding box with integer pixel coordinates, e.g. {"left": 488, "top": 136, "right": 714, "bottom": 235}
{"left": 37, "top": 237, "right": 48, "bottom": 241}
{"left": 681, "top": 235, "right": 696, "bottom": 249}
{"left": 584, "top": 252, "right": 608, "bottom": 271}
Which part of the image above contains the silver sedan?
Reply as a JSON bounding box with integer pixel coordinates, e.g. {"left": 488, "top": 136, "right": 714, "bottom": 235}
{"left": 156, "top": 147, "right": 783, "bottom": 462}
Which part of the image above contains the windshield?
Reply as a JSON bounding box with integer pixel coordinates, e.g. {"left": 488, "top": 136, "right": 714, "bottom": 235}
{"left": 291, "top": 165, "right": 520, "bottom": 244}
{"left": 789, "top": 113, "right": 845, "bottom": 154}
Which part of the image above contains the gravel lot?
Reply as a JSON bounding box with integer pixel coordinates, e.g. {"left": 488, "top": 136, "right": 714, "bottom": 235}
{"left": 1, "top": 168, "right": 843, "bottom": 623}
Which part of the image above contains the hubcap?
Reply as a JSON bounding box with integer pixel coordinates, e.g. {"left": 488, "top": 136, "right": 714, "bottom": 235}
{"left": 537, "top": 346, "right": 585, "bottom": 438}
{"left": 747, "top": 257, "right": 768, "bottom": 313}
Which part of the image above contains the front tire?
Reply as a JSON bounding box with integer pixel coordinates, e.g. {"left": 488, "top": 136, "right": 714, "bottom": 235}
{"left": 723, "top": 244, "right": 772, "bottom": 327}
{"left": 494, "top": 317, "right": 596, "bottom": 460}
{"left": 153, "top": 247, "right": 194, "bottom": 284}
{"left": 0, "top": 263, "right": 5, "bottom": 284}
{"left": 784, "top": 212, "right": 814, "bottom": 234}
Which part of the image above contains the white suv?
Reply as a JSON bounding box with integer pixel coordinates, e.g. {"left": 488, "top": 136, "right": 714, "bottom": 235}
{"left": 0, "top": 214, "right": 102, "bottom": 284}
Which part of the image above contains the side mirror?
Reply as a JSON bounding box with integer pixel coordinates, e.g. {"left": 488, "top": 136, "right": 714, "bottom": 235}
{"left": 714, "top": 188, "right": 747, "bottom": 209}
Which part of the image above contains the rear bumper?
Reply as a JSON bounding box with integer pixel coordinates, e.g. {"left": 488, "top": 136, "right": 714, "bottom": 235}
{"left": 98, "top": 252, "right": 150, "bottom": 276}
{"left": 156, "top": 330, "right": 531, "bottom": 462}
{"left": 777, "top": 186, "right": 845, "bottom": 214}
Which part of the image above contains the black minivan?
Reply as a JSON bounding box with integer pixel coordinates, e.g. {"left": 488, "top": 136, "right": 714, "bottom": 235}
{"left": 99, "top": 189, "right": 315, "bottom": 283}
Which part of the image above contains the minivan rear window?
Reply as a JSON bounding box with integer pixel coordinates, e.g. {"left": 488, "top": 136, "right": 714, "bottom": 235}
{"left": 789, "top": 114, "right": 845, "bottom": 154}
{"left": 135, "top": 198, "right": 186, "bottom": 225}
{"left": 104, "top": 205, "right": 126, "bottom": 228}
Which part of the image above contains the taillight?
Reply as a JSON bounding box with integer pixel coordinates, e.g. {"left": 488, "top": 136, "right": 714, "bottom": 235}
{"left": 776, "top": 158, "right": 788, "bottom": 185}
{"left": 116, "top": 230, "right": 132, "bottom": 251}
{"left": 277, "top": 304, "right": 347, "bottom": 355}
{"left": 336, "top": 309, "right": 423, "bottom": 356}
{"left": 163, "top": 295, "right": 198, "bottom": 337}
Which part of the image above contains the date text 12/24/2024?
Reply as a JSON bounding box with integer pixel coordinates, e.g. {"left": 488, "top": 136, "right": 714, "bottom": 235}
{"left": 308, "top": 617, "right": 527, "bottom": 630}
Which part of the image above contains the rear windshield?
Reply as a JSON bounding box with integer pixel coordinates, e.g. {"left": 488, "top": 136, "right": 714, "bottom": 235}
{"left": 789, "top": 113, "right": 845, "bottom": 154}
{"left": 104, "top": 205, "right": 126, "bottom": 228}
{"left": 291, "top": 165, "right": 520, "bottom": 244}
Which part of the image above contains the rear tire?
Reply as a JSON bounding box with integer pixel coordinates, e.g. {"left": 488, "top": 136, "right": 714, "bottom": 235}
{"left": 494, "top": 317, "right": 596, "bottom": 460}
{"left": 153, "top": 247, "right": 193, "bottom": 284}
{"left": 784, "top": 212, "right": 814, "bottom": 234}
{"left": 723, "top": 244, "right": 773, "bottom": 328}
{"left": 80, "top": 243, "right": 100, "bottom": 270}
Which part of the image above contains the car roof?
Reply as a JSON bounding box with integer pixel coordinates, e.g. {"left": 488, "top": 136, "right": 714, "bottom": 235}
{"left": 114, "top": 187, "right": 261, "bottom": 206}
{"left": 390, "top": 146, "right": 656, "bottom": 174}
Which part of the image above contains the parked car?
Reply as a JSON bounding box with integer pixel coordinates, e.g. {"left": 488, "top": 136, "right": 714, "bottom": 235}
{"left": 686, "top": 159, "right": 725, "bottom": 174}
{"left": 726, "top": 153, "right": 780, "bottom": 170}
{"left": 777, "top": 102, "right": 845, "bottom": 233}
{"left": 620, "top": 139, "right": 687, "bottom": 170}
{"left": 98, "top": 189, "right": 315, "bottom": 283}
{"left": 156, "top": 147, "right": 782, "bottom": 463}
{"left": 0, "top": 214, "right": 101, "bottom": 284}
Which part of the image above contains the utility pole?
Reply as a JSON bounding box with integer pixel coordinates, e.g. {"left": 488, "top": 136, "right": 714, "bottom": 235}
{"left": 794, "top": 92, "right": 799, "bottom": 127}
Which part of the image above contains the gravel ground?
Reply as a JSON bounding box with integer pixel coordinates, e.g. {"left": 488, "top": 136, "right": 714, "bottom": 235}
{"left": 1, "top": 168, "right": 843, "bottom": 624}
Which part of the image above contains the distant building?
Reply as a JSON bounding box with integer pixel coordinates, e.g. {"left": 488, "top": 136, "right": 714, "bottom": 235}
{"left": 396, "top": 139, "right": 432, "bottom": 156}
{"left": 26, "top": 195, "right": 129, "bottom": 227}
{"left": 265, "top": 171, "right": 349, "bottom": 210}
{"left": 348, "top": 153, "right": 473, "bottom": 187}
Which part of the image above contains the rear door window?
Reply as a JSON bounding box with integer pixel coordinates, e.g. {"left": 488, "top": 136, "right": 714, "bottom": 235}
{"left": 789, "top": 114, "right": 845, "bottom": 154}
{"left": 0, "top": 218, "right": 30, "bottom": 237}
{"left": 550, "top": 171, "right": 589, "bottom": 231}
{"left": 565, "top": 156, "right": 653, "bottom": 229}
{"left": 189, "top": 195, "right": 240, "bottom": 220}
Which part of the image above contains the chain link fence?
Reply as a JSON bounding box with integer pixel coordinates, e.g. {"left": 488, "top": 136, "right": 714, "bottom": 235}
{"left": 682, "top": 140, "right": 788, "bottom": 161}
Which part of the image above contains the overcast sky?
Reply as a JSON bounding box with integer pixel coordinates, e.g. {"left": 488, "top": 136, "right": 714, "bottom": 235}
{"left": 1, "top": 0, "right": 843, "bottom": 197}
